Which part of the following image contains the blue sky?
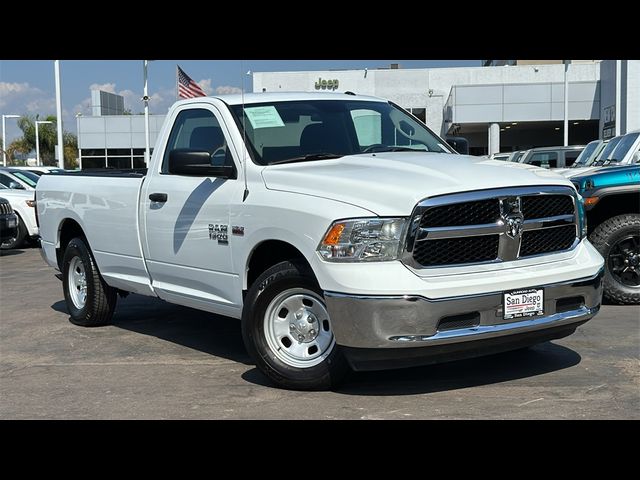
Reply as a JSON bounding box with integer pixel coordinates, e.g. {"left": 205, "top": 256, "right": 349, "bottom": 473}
{"left": 0, "top": 59, "right": 479, "bottom": 145}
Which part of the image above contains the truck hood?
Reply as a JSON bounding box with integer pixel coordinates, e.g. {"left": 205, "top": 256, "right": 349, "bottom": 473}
{"left": 261, "top": 153, "right": 573, "bottom": 216}
{"left": 559, "top": 166, "right": 602, "bottom": 178}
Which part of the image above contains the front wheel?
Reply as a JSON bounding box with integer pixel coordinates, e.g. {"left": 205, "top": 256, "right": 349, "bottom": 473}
{"left": 589, "top": 214, "right": 640, "bottom": 305}
{"left": 62, "top": 237, "right": 117, "bottom": 326}
{"left": 241, "top": 261, "right": 349, "bottom": 390}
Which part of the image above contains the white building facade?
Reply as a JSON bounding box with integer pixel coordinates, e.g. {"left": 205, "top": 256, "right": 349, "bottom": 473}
{"left": 253, "top": 60, "right": 639, "bottom": 155}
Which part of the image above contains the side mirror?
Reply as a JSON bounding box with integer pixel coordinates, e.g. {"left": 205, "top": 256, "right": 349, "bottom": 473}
{"left": 8, "top": 181, "right": 25, "bottom": 190}
{"left": 168, "top": 149, "right": 236, "bottom": 178}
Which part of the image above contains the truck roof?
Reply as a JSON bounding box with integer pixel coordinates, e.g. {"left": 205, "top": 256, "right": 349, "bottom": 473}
{"left": 173, "top": 91, "right": 387, "bottom": 107}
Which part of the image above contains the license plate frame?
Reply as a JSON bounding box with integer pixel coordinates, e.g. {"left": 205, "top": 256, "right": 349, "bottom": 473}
{"left": 503, "top": 288, "right": 544, "bottom": 320}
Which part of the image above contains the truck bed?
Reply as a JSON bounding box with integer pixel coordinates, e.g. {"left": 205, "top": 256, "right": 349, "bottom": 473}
{"left": 36, "top": 172, "right": 154, "bottom": 296}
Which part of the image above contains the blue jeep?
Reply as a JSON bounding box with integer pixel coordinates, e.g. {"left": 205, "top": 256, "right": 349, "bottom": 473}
{"left": 572, "top": 165, "right": 640, "bottom": 304}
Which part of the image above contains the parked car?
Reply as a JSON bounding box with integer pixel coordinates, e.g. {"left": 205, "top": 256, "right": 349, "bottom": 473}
{"left": 518, "top": 145, "right": 585, "bottom": 169}
{"left": 572, "top": 165, "right": 639, "bottom": 304}
{"left": 0, "top": 167, "right": 40, "bottom": 190}
{"left": 554, "top": 140, "right": 607, "bottom": 175}
{"left": 488, "top": 152, "right": 511, "bottom": 161}
{"left": 10, "top": 166, "right": 66, "bottom": 176}
{"left": 563, "top": 131, "right": 640, "bottom": 178}
{"left": 0, "top": 185, "right": 39, "bottom": 249}
{"left": 508, "top": 150, "right": 526, "bottom": 162}
{"left": 0, "top": 197, "right": 18, "bottom": 245}
{"left": 37, "top": 92, "right": 604, "bottom": 390}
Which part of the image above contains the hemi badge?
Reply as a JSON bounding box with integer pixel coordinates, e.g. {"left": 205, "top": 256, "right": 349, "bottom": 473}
{"left": 232, "top": 226, "right": 245, "bottom": 236}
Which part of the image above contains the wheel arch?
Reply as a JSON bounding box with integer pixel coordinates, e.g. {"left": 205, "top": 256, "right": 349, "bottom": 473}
{"left": 586, "top": 188, "right": 640, "bottom": 235}
{"left": 56, "top": 218, "right": 88, "bottom": 271}
{"left": 244, "top": 239, "right": 315, "bottom": 292}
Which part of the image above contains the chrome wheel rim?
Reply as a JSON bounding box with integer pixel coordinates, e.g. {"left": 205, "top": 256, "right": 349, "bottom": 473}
{"left": 264, "top": 288, "right": 335, "bottom": 368}
{"left": 68, "top": 256, "right": 87, "bottom": 309}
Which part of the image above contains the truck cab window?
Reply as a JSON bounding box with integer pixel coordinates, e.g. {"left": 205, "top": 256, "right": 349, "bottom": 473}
{"left": 162, "top": 108, "right": 232, "bottom": 174}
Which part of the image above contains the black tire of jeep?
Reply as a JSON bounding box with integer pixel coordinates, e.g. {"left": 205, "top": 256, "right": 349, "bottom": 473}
{"left": 0, "top": 214, "right": 27, "bottom": 250}
{"left": 241, "top": 260, "right": 350, "bottom": 390}
{"left": 62, "top": 237, "right": 118, "bottom": 326}
{"left": 589, "top": 214, "right": 640, "bottom": 305}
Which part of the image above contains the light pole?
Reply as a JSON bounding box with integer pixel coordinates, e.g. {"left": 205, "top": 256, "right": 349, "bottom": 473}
{"left": 563, "top": 60, "right": 571, "bottom": 146}
{"left": 2, "top": 114, "right": 20, "bottom": 167}
{"left": 54, "top": 60, "right": 64, "bottom": 169}
{"left": 35, "top": 120, "right": 53, "bottom": 166}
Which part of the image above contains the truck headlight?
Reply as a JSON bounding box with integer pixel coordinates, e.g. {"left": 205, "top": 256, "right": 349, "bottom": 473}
{"left": 576, "top": 194, "right": 588, "bottom": 239}
{"left": 318, "top": 218, "right": 407, "bottom": 262}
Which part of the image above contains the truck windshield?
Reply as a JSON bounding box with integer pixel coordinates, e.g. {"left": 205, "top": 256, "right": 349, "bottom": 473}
{"left": 230, "top": 100, "right": 453, "bottom": 165}
{"left": 603, "top": 132, "right": 639, "bottom": 164}
{"left": 592, "top": 136, "right": 623, "bottom": 166}
{"left": 572, "top": 140, "right": 600, "bottom": 167}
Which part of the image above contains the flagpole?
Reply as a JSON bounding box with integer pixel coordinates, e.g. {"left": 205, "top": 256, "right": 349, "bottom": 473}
{"left": 143, "top": 60, "right": 151, "bottom": 167}
{"left": 176, "top": 65, "right": 179, "bottom": 100}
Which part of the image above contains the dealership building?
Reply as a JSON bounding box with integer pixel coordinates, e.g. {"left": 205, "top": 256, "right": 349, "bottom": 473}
{"left": 76, "top": 60, "right": 639, "bottom": 167}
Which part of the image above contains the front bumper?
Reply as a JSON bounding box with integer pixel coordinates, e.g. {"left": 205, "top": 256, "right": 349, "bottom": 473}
{"left": 324, "top": 268, "right": 603, "bottom": 370}
{"left": 0, "top": 214, "right": 18, "bottom": 242}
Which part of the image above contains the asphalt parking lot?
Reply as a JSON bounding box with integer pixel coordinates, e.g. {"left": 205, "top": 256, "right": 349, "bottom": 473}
{"left": 1, "top": 246, "right": 638, "bottom": 420}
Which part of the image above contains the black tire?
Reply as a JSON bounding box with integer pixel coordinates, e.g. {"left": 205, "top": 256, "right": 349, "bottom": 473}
{"left": 241, "top": 260, "right": 349, "bottom": 390}
{"left": 589, "top": 214, "right": 640, "bottom": 305}
{"left": 62, "top": 237, "right": 117, "bottom": 326}
{"left": 0, "top": 214, "right": 27, "bottom": 250}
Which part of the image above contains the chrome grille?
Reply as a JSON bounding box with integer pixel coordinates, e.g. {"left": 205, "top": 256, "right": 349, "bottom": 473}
{"left": 0, "top": 201, "right": 13, "bottom": 215}
{"left": 404, "top": 186, "right": 578, "bottom": 268}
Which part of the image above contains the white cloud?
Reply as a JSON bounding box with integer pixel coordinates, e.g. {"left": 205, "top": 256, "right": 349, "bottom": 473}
{"left": 73, "top": 83, "right": 177, "bottom": 117}
{"left": 0, "top": 81, "right": 44, "bottom": 109}
{"left": 215, "top": 85, "right": 243, "bottom": 95}
{"left": 89, "top": 82, "right": 116, "bottom": 94}
{"left": 197, "top": 78, "right": 213, "bottom": 95}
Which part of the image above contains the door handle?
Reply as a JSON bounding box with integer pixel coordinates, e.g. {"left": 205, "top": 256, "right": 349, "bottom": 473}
{"left": 149, "top": 193, "right": 168, "bottom": 202}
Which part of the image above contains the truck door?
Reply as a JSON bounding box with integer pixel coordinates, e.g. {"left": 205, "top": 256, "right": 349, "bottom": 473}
{"left": 141, "top": 104, "right": 243, "bottom": 317}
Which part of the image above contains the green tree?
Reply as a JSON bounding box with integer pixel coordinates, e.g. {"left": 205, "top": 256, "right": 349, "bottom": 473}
{"left": 7, "top": 114, "right": 77, "bottom": 168}
{"left": 63, "top": 131, "right": 79, "bottom": 169}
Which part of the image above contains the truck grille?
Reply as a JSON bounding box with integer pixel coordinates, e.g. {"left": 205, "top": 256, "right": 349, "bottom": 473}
{"left": 520, "top": 224, "right": 577, "bottom": 257}
{"left": 413, "top": 235, "right": 499, "bottom": 266}
{"left": 405, "top": 187, "right": 578, "bottom": 268}
{"left": 0, "top": 201, "right": 13, "bottom": 215}
{"left": 420, "top": 199, "right": 499, "bottom": 227}
{"left": 521, "top": 195, "right": 573, "bottom": 219}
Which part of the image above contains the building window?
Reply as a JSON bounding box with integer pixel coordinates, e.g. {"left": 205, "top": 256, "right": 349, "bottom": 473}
{"left": 81, "top": 149, "right": 106, "bottom": 157}
{"left": 107, "top": 157, "right": 133, "bottom": 169}
{"left": 410, "top": 108, "right": 426, "bottom": 124}
{"left": 82, "top": 157, "right": 106, "bottom": 169}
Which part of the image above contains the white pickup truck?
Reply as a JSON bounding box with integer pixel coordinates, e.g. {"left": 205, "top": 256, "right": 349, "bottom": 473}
{"left": 37, "top": 92, "right": 604, "bottom": 390}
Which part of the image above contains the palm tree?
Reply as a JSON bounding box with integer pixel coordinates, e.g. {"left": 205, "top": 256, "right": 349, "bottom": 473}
{"left": 7, "top": 114, "right": 78, "bottom": 168}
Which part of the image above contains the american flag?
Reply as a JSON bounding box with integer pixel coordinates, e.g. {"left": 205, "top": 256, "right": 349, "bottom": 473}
{"left": 177, "top": 65, "right": 207, "bottom": 99}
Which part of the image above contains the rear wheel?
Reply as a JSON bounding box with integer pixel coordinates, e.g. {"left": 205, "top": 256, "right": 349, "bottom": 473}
{"left": 62, "top": 237, "right": 117, "bottom": 326}
{"left": 589, "top": 214, "right": 640, "bottom": 305}
{"left": 241, "top": 260, "right": 349, "bottom": 390}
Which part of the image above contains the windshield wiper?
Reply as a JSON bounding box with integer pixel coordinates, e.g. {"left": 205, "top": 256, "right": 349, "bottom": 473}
{"left": 363, "top": 146, "right": 428, "bottom": 153}
{"left": 267, "top": 153, "right": 343, "bottom": 165}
